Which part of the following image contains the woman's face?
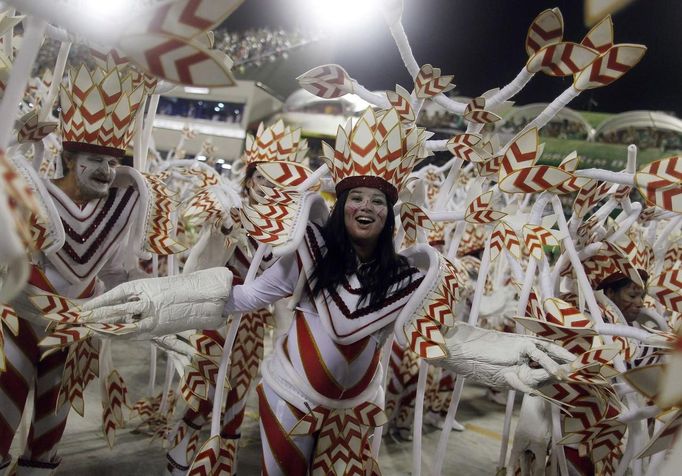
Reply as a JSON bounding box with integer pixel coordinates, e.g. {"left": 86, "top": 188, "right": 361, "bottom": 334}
{"left": 606, "top": 281, "right": 645, "bottom": 323}
{"left": 343, "top": 187, "right": 388, "bottom": 247}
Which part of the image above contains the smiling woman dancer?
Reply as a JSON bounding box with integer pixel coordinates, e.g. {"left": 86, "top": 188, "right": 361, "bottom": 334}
{"left": 82, "top": 107, "right": 574, "bottom": 475}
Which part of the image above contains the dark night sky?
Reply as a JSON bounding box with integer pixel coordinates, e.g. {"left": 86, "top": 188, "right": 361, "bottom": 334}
{"left": 223, "top": 0, "right": 682, "bottom": 116}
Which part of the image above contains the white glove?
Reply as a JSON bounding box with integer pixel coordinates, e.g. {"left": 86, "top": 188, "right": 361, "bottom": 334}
{"left": 509, "top": 394, "right": 551, "bottom": 475}
{"left": 434, "top": 323, "right": 575, "bottom": 392}
{"left": 81, "top": 267, "right": 232, "bottom": 336}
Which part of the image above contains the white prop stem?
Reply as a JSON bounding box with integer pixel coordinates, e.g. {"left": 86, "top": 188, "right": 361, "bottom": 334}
{"left": 0, "top": 17, "right": 46, "bottom": 152}
{"left": 210, "top": 243, "right": 268, "bottom": 438}
{"left": 497, "top": 389, "right": 516, "bottom": 471}
{"left": 412, "top": 360, "right": 428, "bottom": 476}
{"left": 607, "top": 202, "right": 642, "bottom": 243}
{"left": 140, "top": 94, "right": 160, "bottom": 173}
{"left": 132, "top": 108, "right": 145, "bottom": 170}
{"left": 497, "top": 193, "right": 550, "bottom": 470}
{"left": 434, "top": 157, "right": 463, "bottom": 210}
{"left": 433, "top": 233, "right": 493, "bottom": 475}
{"left": 652, "top": 215, "right": 682, "bottom": 276}
{"left": 350, "top": 80, "right": 391, "bottom": 109}
{"left": 445, "top": 221, "right": 468, "bottom": 260}
{"left": 523, "top": 86, "right": 580, "bottom": 133}
{"left": 489, "top": 68, "right": 534, "bottom": 108}
{"left": 626, "top": 144, "right": 638, "bottom": 173}
{"left": 39, "top": 40, "right": 71, "bottom": 121}
{"left": 158, "top": 357, "right": 174, "bottom": 415}
{"left": 552, "top": 195, "right": 645, "bottom": 475}
{"left": 593, "top": 323, "right": 662, "bottom": 343}
{"left": 386, "top": 20, "right": 467, "bottom": 114}
{"left": 552, "top": 405, "right": 569, "bottom": 475}
{"left": 428, "top": 210, "right": 466, "bottom": 222}
{"left": 148, "top": 345, "right": 158, "bottom": 395}
{"left": 296, "top": 163, "right": 328, "bottom": 192}
{"left": 432, "top": 377, "right": 465, "bottom": 476}
{"left": 574, "top": 169, "right": 635, "bottom": 186}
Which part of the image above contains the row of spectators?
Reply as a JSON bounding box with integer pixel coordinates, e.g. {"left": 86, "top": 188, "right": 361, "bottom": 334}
{"left": 498, "top": 117, "right": 588, "bottom": 140}
{"left": 33, "top": 27, "right": 322, "bottom": 77}
{"left": 597, "top": 127, "right": 682, "bottom": 151}
{"left": 417, "top": 110, "right": 466, "bottom": 131}
{"left": 213, "top": 27, "right": 323, "bottom": 70}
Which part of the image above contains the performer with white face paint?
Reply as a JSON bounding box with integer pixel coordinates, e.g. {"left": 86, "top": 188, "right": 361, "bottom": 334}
{"left": 54, "top": 151, "right": 121, "bottom": 202}
{"left": 0, "top": 64, "right": 159, "bottom": 475}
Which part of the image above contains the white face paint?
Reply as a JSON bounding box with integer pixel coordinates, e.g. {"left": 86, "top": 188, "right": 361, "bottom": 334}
{"left": 72, "top": 153, "right": 119, "bottom": 200}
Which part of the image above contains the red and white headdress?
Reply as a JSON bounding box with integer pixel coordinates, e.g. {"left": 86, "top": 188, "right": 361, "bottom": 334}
{"left": 59, "top": 64, "right": 146, "bottom": 158}
{"left": 321, "top": 107, "right": 430, "bottom": 204}
{"left": 243, "top": 119, "right": 308, "bottom": 172}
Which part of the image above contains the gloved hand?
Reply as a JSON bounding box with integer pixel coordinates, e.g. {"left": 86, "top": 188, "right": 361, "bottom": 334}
{"left": 80, "top": 267, "right": 233, "bottom": 336}
{"left": 433, "top": 323, "right": 575, "bottom": 392}
{"left": 509, "top": 394, "right": 552, "bottom": 475}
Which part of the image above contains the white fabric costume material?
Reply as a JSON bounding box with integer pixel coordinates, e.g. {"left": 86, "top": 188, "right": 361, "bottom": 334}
{"left": 83, "top": 267, "right": 233, "bottom": 336}
{"left": 437, "top": 323, "right": 574, "bottom": 391}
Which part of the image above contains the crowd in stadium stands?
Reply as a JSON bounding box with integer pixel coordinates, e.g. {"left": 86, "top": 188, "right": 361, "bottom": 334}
{"left": 597, "top": 127, "right": 682, "bottom": 151}
{"left": 214, "top": 27, "right": 322, "bottom": 69}
{"left": 33, "top": 27, "right": 322, "bottom": 77}
{"left": 499, "top": 116, "right": 587, "bottom": 140}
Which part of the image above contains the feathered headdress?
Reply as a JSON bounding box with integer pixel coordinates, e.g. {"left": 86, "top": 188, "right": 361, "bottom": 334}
{"left": 59, "top": 64, "right": 146, "bottom": 157}
{"left": 321, "top": 107, "right": 430, "bottom": 204}
{"left": 243, "top": 119, "right": 308, "bottom": 172}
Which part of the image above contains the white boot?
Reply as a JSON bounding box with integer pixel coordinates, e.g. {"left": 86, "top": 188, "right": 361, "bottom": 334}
{"left": 13, "top": 457, "right": 60, "bottom": 475}
{"left": 165, "top": 421, "right": 200, "bottom": 476}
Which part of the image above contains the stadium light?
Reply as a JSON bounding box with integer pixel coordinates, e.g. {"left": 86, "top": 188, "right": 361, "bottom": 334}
{"left": 196, "top": 155, "right": 207, "bottom": 161}
{"left": 221, "top": 163, "right": 232, "bottom": 170}
{"left": 303, "top": 0, "right": 378, "bottom": 30}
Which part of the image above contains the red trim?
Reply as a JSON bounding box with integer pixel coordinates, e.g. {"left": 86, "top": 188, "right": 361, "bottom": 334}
{"left": 256, "top": 384, "right": 308, "bottom": 475}
{"left": 335, "top": 176, "right": 398, "bottom": 204}
{"left": 62, "top": 141, "right": 125, "bottom": 158}
{"left": 28, "top": 266, "right": 57, "bottom": 293}
{"left": 296, "top": 313, "right": 380, "bottom": 400}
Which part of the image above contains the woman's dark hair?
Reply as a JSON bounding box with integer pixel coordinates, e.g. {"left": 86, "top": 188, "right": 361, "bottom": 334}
{"left": 311, "top": 189, "right": 410, "bottom": 308}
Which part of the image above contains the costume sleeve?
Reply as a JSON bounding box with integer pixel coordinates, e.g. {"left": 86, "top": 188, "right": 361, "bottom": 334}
{"left": 224, "top": 251, "right": 300, "bottom": 314}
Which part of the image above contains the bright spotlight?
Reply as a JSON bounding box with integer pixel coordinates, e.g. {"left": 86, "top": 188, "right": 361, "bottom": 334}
{"left": 304, "top": 0, "right": 378, "bottom": 31}
{"left": 221, "top": 163, "right": 232, "bottom": 170}
{"left": 81, "top": 0, "right": 131, "bottom": 23}
{"left": 196, "top": 155, "right": 207, "bottom": 161}
{"left": 217, "top": 158, "right": 225, "bottom": 164}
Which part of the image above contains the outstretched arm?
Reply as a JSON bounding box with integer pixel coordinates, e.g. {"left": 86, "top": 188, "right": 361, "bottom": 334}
{"left": 225, "top": 251, "right": 300, "bottom": 314}
{"left": 432, "top": 323, "right": 575, "bottom": 393}
{"left": 80, "top": 252, "right": 301, "bottom": 336}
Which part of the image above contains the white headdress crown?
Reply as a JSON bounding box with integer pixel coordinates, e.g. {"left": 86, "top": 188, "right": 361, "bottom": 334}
{"left": 59, "top": 64, "right": 146, "bottom": 157}
{"left": 321, "top": 107, "right": 429, "bottom": 204}
{"left": 244, "top": 119, "right": 308, "bottom": 171}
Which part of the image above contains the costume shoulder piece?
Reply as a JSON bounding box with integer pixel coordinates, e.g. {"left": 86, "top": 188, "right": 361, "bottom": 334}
{"left": 239, "top": 187, "right": 329, "bottom": 257}
{"left": 393, "top": 246, "right": 469, "bottom": 361}
{"left": 124, "top": 167, "right": 186, "bottom": 257}
{"left": 8, "top": 152, "right": 64, "bottom": 254}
